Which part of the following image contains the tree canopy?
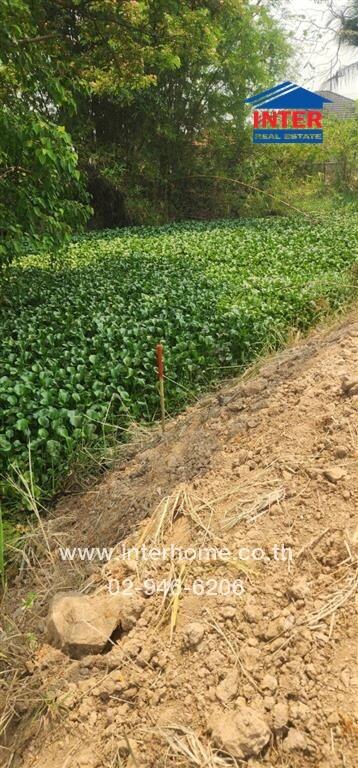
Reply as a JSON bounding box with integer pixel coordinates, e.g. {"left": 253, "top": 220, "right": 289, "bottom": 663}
{"left": 0, "top": 1, "right": 91, "bottom": 266}
{"left": 0, "top": 0, "right": 291, "bottom": 261}
{"left": 341, "top": 0, "right": 358, "bottom": 47}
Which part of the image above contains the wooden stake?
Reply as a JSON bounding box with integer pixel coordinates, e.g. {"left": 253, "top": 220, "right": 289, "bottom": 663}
{"left": 156, "top": 343, "right": 165, "bottom": 434}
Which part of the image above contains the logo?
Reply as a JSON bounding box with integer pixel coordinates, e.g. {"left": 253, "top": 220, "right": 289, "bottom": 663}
{"left": 245, "top": 81, "right": 332, "bottom": 144}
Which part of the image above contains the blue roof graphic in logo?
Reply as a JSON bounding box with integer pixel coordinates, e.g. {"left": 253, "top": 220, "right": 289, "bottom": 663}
{"left": 245, "top": 81, "right": 332, "bottom": 110}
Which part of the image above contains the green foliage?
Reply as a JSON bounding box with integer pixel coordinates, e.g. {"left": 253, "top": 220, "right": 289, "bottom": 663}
{"left": 0, "top": 112, "right": 90, "bottom": 266}
{"left": 320, "top": 115, "right": 358, "bottom": 190}
{"left": 235, "top": 113, "right": 358, "bottom": 218}
{"left": 1, "top": 214, "right": 357, "bottom": 505}
{"left": 0, "top": 0, "right": 90, "bottom": 267}
{"left": 0, "top": 1, "right": 291, "bottom": 231}
{"left": 51, "top": 0, "right": 291, "bottom": 225}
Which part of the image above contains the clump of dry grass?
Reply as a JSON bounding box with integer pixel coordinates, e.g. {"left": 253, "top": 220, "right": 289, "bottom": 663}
{"left": 161, "top": 725, "right": 239, "bottom": 767}
{"left": 222, "top": 487, "right": 286, "bottom": 530}
{"left": 136, "top": 491, "right": 184, "bottom": 548}
{"left": 307, "top": 570, "right": 358, "bottom": 629}
{"left": 128, "top": 489, "right": 251, "bottom": 640}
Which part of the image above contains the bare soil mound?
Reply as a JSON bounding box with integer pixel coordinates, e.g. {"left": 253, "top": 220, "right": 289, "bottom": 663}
{"left": 1, "top": 312, "right": 357, "bottom": 768}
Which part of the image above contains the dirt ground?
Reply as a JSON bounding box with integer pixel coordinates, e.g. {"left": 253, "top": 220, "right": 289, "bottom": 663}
{"left": 1, "top": 311, "right": 357, "bottom": 768}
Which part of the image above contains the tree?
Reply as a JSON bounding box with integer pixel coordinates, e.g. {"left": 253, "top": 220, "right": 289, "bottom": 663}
{"left": 341, "top": 0, "right": 358, "bottom": 46}
{"left": 0, "top": 1, "right": 90, "bottom": 268}
{"left": 1, "top": 1, "right": 290, "bottom": 235}
{"left": 34, "top": 0, "right": 290, "bottom": 225}
{"left": 322, "top": 1, "right": 358, "bottom": 95}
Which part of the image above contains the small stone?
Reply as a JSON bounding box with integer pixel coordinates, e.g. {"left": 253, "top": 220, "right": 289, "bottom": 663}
{"left": 287, "top": 577, "right": 310, "bottom": 601}
{"left": 228, "top": 401, "right": 245, "bottom": 414}
{"left": 93, "top": 669, "right": 125, "bottom": 699}
{"left": 283, "top": 728, "right": 307, "bottom": 752}
{"left": 74, "top": 747, "right": 101, "bottom": 768}
{"left": 341, "top": 376, "right": 358, "bottom": 397}
{"left": 206, "top": 649, "right": 226, "bottom": 669}
{"left": 305, "top": 663, "right": 317, "bottom": 680}
{"left": 137, "top": 646, "right": 155, "bottom": 667}
{"left": 323, "top": 467, "right": 347, "bottom": 484}
{"left": 264, "top": 616, "right": 292, "bottom": 640}
{"left": 243, "top": 603, "right": 261, "bottom": 624}
{"left": 183, "top": 622, "right": 205, "bottom": 649}
{"left": 242, "top": 379, "right": 265, "bottom": 397}
{"left": 240, "top": 644, "right": 260, "bottom": 671}
{"left": 289, "top": 701, "right": 309, "bottom": 723}
{"left": 123, "top": 559, "right": 138, "bottom": 574}
{"left": 263, "top": 696, "right": 275, "bottom": 710}
{"left": 262, "top": 674, "right": 278, "bottom": 692}
{"left": 334, "top": 445, "right": 348, "bottom": 459}
{"left": 208, "top": 705, "right": 270, "bottom": 759}
{"left": 348, "top": 524, "right": 358, "bottom": 549}
{"left": 216, "top": 669, "right": 239, "bottom": 704}
{"left": 220, "top": 605, "right": 236, "bottom": 619}
{"left": 237, "top": 449, "right": 252, "bottom": 464}
{"left": 153, "top": 651, "right": 167, "bottom": 669}
{"left": 272, "top": 701, "right": 289, "bottom": 731}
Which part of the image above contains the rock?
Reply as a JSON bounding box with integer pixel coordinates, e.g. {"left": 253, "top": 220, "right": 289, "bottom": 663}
{"left": 216, "top": 669, "right": 239, "bottom": 704}
{"left": 323, "top": 467, "right": 347, "bottom": 484}
{"left": 182, "top": 622, "right": 205, "bottom": 649}
{"left": 32, "top": 644, "right": 65, "bottom": 670}
{"left": 152, "top": 650, "right": 167, "bottom": 669}
{"left": 240, "top": 644, "right": 260, "bottom": 671}
{"left": 327, "top": 711, "right": 340, "bottom": 726}
{"left": 264, "top": 615, "right": 293, "bottom": 640}
{"left": 262, "top": 674, "right": 278, "bottom": 692}
{"left": 237, "top": 449, "right": 252, "bottom": 464}
{"left": 119, "top": 594, "right": 145, "bottom": 632}
{"left": 74, "top": 747, "right": 101, "bottom": 767}
{"left": 263, "top": 696, "right": 275, "bottom": 710}
{"left": 287, "top": 577, "right": 310, "bottom": 601}
{"left": 243, "top": 603, "right": 261, "bottom": 623}
{"left": 341, "top": 376, "right": 358, "bottom": 397}
{"left": 272, "top": 701, "right": 289, "bottom": 731}
{"left": 248, "top": 762, "right": 272, "bottom": 768}
{"left": 217, "top": 394, "right": 232, "bottom": 406}
{"left": 93, "top": 669, "right": 125, "bottom": 699}
{"left": 283, "top": 728, "right": 308, "bottom": 752}
{"left": 206, "top": 649, "right": 226, "bottom": 669}
{"left": 348, "top": 524, "right": 358, "bottom": 549}
{"left": 220, "top": 605, "right": 236, "bottom": 619}
{"left": 137, "top": 646, "right": 155, "bottom": 667}
{"left": 241, "top": 379, "right": 265, "bottom": 397}
{"left": 334, "top": 445, "right": 348, "bottom": 459}
{"left": 47, "top": 591, "right": 144, "bottom": 658}
{"left": 227, "top": 401, "right": 245, "bottom": 414}
{"left": 289, "top": 700, "right": 309, "bottom": 723}
{"left": 123, "top": 559, "right": 138, "bottom": 574}
{"left": 208, "top": 705, "right": 271, "bottom": 759}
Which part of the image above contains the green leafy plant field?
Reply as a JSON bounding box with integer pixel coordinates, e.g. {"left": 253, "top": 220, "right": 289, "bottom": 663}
{"left": 1, "top": 215, "right": 357, "bottom": 506}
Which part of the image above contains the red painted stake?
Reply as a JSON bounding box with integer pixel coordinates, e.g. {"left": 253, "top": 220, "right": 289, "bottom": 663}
{"left": 156, "top": 343, "right": 165, "bottom": 434}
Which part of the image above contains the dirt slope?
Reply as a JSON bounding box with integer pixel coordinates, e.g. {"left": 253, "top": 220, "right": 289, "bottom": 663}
{"left": 1, "top": 312, "right": 358, "bottom": 768}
